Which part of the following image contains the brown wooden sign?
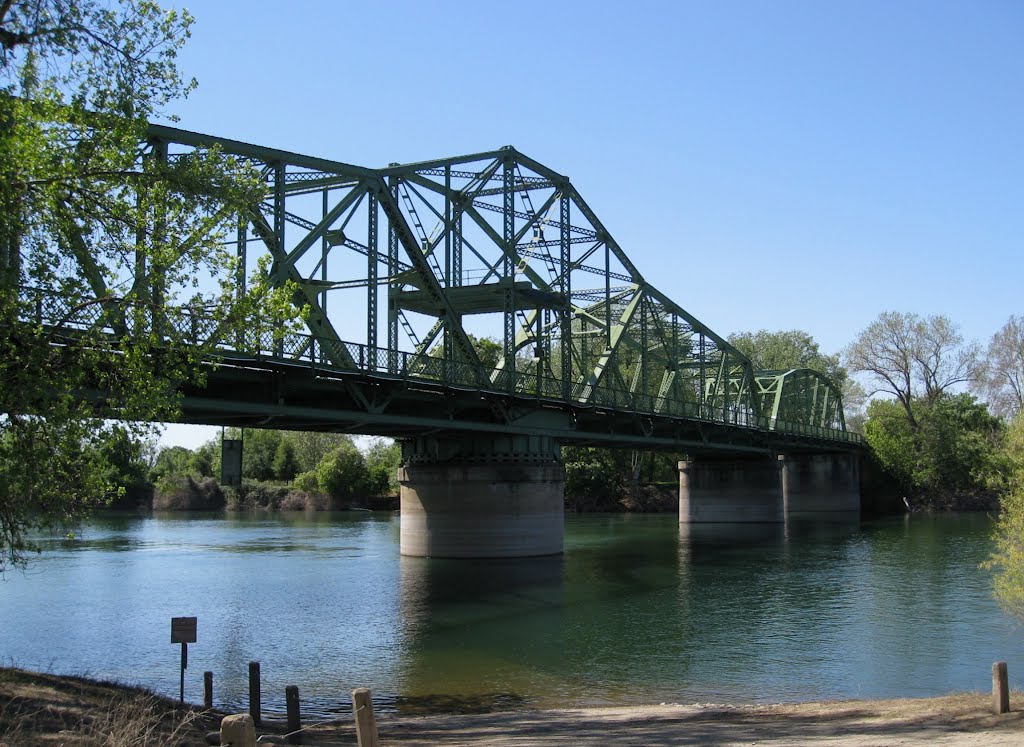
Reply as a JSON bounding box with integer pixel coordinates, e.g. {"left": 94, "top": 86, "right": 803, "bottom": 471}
{"left": 171, "top": 616, "right": 197, "bottom": 644}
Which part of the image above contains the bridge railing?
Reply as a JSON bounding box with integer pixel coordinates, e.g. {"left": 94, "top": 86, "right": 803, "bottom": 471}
{"left": 18, "top": 289, "right": 862, "bottom": 445}
{"left": 205, "top": 321, "right": 861, "bottom": 444}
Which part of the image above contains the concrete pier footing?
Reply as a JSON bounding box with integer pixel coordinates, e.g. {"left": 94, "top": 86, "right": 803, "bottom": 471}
{"left": 678, "top": 457, "right": 784, "bottom": 523}
{"left": 678, "top": 452, "right": 861, "bottom": 524}
{"left": 780, "top": 452, "right": 860, "bottom": 517}
{"left": 398, "top": 435, "right": 565, "bottom": 558}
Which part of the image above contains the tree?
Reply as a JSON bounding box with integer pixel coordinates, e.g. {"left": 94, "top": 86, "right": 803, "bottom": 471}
{"left": 96, "top": 423, "right": 149, "bottom": 507}
{"left": 316, "top": 440, "right": 371, "bottom": 507}
{"left": 191, "top": 439, "right": 216, "bottom": 478}
{"left": 977, "top": 315, "right": 1024, "bottom": 420}
{"left": 272, "top": 438, "right": 300, "bottom": 481}
{"left": 563, "top": 446, "right": 629, "bottom": 510}
{"left": 986, "top": 415, "right": 1024, "bottom": 620}
{"left": 728, "top": 329, "right": 844, "bottom": 383}
{"left": 286, "top": 431, "right": 351, "bottom": 473}
{"left": 242, "top": 429, "right": 282, "bottom": 482}
{"left": 864, "top": 393, "right": 1004, "bottom": 506}
{"left": 151, "top": 445, "right": 194, "bottom": 481}
{"left": 365, "top": 437, "right": 401, "bottom": 496}
{"left": 844, "top": 312, "right": 980, "bottom": 429}
{"left": 0, "top": 1, "right": 292, "bottom": 569}
{"left": 428, "top": 333, "right": 502, "bottom": 369}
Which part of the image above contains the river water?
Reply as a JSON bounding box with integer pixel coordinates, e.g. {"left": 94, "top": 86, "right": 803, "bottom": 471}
{"left": 1, "top": 511, "right": 1021, "bottom": 718}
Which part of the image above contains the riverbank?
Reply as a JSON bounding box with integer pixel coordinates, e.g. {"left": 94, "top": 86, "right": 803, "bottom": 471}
{"left": 2, "top": 668, "right": 1021, "bottom": 746}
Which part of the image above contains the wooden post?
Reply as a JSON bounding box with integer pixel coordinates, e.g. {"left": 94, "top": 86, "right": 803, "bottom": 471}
{"left": 248, "top": 661, "right": 261, "bottom": 724}
{"left": 286, "top": 685, "right": 302, "bottom": 745}
{"left": 204, "top": 671, "right": 213, "bottom": 709}
{"left": 352, "top": 688, "right": 379, "bottom": 747}
{"left": 993, "top": 661, "right": 1010, "bottom": 714}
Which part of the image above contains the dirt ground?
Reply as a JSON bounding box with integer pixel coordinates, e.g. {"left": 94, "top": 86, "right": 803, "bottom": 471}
{"left": 350, "top": 696, "right": 1024, "bottom": 747}
{"left": 2, "top": 668, "right": 1021, "bottom": 746}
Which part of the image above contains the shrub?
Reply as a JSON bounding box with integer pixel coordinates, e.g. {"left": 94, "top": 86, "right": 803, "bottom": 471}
{"left": 316, "top": 442, "right": 371, "bottom": 507}
{"left": 279, "top": 490, "right": 330, "bottom": 511}
{"left": 152, "top": 476, "right": 225, "bottom": 511}
{"left": 293, "top": 470, "right": 320, "bottom": 493}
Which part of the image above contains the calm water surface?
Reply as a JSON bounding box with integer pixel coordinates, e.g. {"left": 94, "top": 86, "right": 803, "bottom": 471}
{"left": 0, "top": 512, "right": 1021, "bottom": 718}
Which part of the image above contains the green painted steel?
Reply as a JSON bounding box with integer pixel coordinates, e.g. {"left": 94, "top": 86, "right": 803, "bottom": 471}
{"left": 16, "top": 124, "right": 863, "bottom": 451}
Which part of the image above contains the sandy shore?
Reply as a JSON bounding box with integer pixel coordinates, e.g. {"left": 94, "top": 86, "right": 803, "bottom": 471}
{"left": 2, "top": 668, "right": 1020, "bottom": 745}
{"left": 301, "top": 694, "right": 1024, "bottom": 747}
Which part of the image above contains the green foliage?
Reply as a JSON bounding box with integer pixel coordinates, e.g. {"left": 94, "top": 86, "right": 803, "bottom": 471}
{"left": 316, "top": 440, "right": 371, "bottom": 506}
{"left": 0, "top": 1, "right": 298, "bottom": 569}
{"left": 863, "top": 399, "right": 918, "bottom": 494}
{"left": 563, "top": 446, "right": 627, "bottom": 510}
{"left": 190, "top": 440, "right": 216, "bottom": 478}
{"left": 285, "top": 431, "right": 351, "bottom": 473}
{"left": 729, "top": 327, "right": 864, "bottom": 425}
{"left": 865, "top": 393, "right": 1004, "bottom": 507}
{"left": 293, "top": 470, "right": 320, "bottom": 494}
{"left": 272, "top": 439, "right": 300, "bottom": 482}
{"left": 150, "top": 445, "right": 193, "bottom": 481}
{"left": 365, "top": 438, "right": 401, "bottom": 496}
{"left": 986, "top": 416, "right": 1024, "bottom": 621}
{"left": 728, "top": 329, "right": 845, "bottom": 384}
{"left": 471, "top": 335, "right": 503, "bottom": 369}
{"left": 429, "top": 333, "right": 502, "bottom": 369}
{"left": 93, "top": 425, "right": 149, "bottom": 507}
{"left": 241, "top": 430, "right": 282, "bottom": 482}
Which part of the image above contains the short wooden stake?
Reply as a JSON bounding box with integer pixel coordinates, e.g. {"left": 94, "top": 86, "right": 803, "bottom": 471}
{"left": 352, "top": 687, "right": 379, "bottom": 747}
{"left": 993, "top": 661, "right": 1010, "bottom": 714}
{"left": 204, "top": 671, "right": 213, "bottom": 709}
{"left": 286, "top": 685, "right": 302, "bottom": 744}
{"left": 248, "top": 661, "right": 262, "bottom": 724}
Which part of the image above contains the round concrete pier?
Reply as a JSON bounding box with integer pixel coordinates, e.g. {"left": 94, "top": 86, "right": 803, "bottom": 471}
{"left": 398, "top": 436, "right": 565, "bottom": 558}
{"left": 678, "top": 458, "right": 784, "bottom": 523}
{"left": 399, "top": 462, "right": 565, "bottom": 557}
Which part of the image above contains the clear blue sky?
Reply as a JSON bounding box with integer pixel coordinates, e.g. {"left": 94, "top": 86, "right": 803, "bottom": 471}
{"left": 159, "top": 0, "right": 1023, "bottom": 448}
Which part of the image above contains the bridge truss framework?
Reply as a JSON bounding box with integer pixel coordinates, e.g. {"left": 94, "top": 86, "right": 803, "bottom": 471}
{"left": 22, "top": 125, "right": 860, "bottom": 454}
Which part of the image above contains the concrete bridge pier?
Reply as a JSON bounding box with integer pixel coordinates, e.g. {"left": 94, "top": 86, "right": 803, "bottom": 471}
{"left": 779, "top": 452, "right": 860, "bottom": 518}
{"left": 678, "top": 453, "right": 861, "bottom": 524}
{"left": 398, "top": 435, "right": 565, "bottom": 558}
{"left": 677, "top": 457, "right": 784, "bottom": 523}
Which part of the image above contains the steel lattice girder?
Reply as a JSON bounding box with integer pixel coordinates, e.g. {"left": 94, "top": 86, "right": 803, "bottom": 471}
{"left": 22, "top": 122, "right": 856, "bottom": 445}
{"left": 754, "top": 369, "right": 847, "bottom": 431}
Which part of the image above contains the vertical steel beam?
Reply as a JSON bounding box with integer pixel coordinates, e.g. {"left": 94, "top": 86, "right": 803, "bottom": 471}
{"left": 367, "top": 192, "right": 378, "bottom": 369}
{"left": 671, "top": 311, "right": 679, "bottom": 405}
{"left": 699, "top": 332, "right": 706, "bottom": 416}
{"left": 272, "top": 162, "right": 286, "bottom": 357}
{"left": 639, "top": 294, "right": 648, "bottom": 402}
{"left": 560, "top": 192, "right": 571, "bottom": 399}
{"left": 444, "top": 167, "right": 451, "bottom": 289}
{"left": 443, "top": 167, "right": 452, "bottom": 383}
{"left": 236, "top": 218, "right": 247, "bottom": 349}
{"left": 387, "top": 176, "right": 399, "bottom": 373}
{"left": 604, "top": 242, "right": 611, "bottom": 349}
{"left": 541, "top": 307, "right": 551, "bottom": 394}
{"left": 319, "top": 189, "right": 327, "bottom": 362}
{"left": 453, "top": 210, "right": 462, "bottom": 288}
{"left": 503, "top": 155, "right": 515, "bottom": 389}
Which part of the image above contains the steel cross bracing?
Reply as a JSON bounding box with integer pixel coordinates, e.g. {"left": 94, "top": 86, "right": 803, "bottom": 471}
{"left": 20, "top": 124, "right": 863, "bottom": 454}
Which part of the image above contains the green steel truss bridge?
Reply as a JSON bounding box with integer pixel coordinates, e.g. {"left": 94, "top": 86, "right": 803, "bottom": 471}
{"left": 25, "top": 125, "right": 862, "bottom": 455}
